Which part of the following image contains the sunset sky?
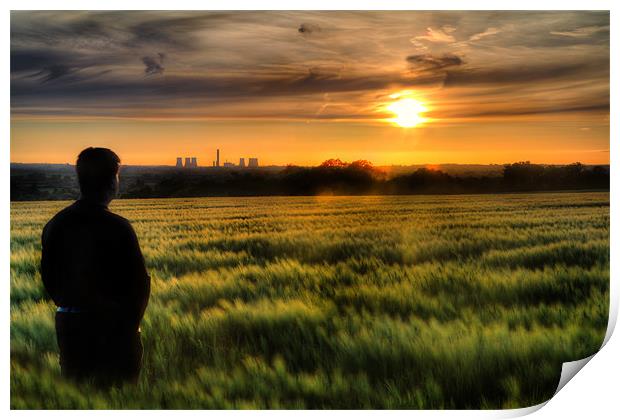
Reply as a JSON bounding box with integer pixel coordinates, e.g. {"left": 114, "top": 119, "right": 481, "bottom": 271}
{"left": 10, "top": 11, "right": 609, "bottom": 166}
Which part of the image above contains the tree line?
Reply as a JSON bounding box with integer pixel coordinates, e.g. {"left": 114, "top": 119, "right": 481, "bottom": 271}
{"left": 10, "top": 160, "right": 609, "bottom": 201}
{"left": 123, "top": 160, "right": 609, "bottom": 198}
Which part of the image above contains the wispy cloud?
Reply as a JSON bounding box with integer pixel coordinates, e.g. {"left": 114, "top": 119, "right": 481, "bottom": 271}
{"left": 298, "top": 23, "right": 321, "bottom": 35}
{"left": 412, "top": 26, "right": 457, "bottom": 43}
{"left": 469, "top": 27, "right": 500, "bottom": 41}
{"left": 550, "top": 25, "right": 609, "bottom": 38}
{"left": 407, "top": 53, "right": 463, "bottom": 71}
{"left": 30, "top": 64, "right": 75, "bottom": 83}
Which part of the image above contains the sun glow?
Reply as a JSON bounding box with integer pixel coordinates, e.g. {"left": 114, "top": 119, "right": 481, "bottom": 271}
{"left": 386, "top": 96, "right": 429, "bottom": 128}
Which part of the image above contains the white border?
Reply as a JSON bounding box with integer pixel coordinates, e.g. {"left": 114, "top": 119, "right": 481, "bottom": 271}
{"left": 3, "top": 1, "right": 617, "bottom": 419}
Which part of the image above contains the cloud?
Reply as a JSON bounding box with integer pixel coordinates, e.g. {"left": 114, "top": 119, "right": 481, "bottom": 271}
{"left": 30, "top": 65, "right": 75, "bottom": 83}
{"left": 10, "top": 66, "right": 444, "bottom": 110}
{"left": 142, "top": 53, "right": 165, "bottom": 75}
{"left": 125, "top": 15, "right": 224, "bottom": 49}
{"left": 444, "top": 59, "right": 608, "bottom": 87}
{"left": 9, "top": 11, "right": 610, "bottom": 122}
{"left": 10, "top": 50, "right": 90, "bottom": 83}
{"left": 412, "top": 26, "right": 456, "bottom": 43}
{"left": 550, "top": 25, "right": 609, "bottom": 38}
{"left": 11, "top": 50, "right": 65, "bottom": 73}
{"left": 315, "top": 93, "right": 331, "bottom": 116}
{"left": 406, "top": 53, "right": 464, "bottom": 70}
{"left": 65, "top": 18, "right": 108, "bottom": 38}
{"left": 298, "top": 23, "right": 321, "bottom": 35}
{"left": 409, "top": 39, "right": 429, "bottom": 51}
{"left": 449, "top": 103, "right": 609, "bottom": 119}
{"left": 469, "top": 27, "right": 500, "bottom": 41}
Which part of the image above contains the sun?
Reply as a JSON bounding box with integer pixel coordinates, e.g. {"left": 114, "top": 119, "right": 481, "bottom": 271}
{"left": 386, "top": 97, "right": 428, "bottom": 128}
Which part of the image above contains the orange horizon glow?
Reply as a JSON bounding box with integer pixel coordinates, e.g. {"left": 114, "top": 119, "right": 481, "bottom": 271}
{"left": 10, "top": 117, "right": 610, "bottom": 167}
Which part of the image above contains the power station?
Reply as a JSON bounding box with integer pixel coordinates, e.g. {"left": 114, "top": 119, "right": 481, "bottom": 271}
{"left": 176, "top": 157, "right": 198, "bottom": 168}
{"left": 175, "top": 149, "right": 258, "bottom": 169}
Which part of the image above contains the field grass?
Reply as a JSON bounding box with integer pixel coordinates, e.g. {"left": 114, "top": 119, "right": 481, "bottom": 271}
{"left": 10, "top": 192, "right": 609, "bottom": 409}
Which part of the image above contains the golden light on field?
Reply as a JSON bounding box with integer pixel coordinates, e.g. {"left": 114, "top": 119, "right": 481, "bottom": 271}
{"left": 385, "top": 96, "right": 429, "bottom": 128}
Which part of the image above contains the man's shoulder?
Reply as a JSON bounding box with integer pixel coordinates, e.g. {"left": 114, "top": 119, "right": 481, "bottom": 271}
{"left": 103, "top": 210, "right": 134, "bottom": 231}
{"left": 43, "top": 201, "right": 134, "bottom": 235}
{"left": 43, "top": 202, "right": 78, "bottom": 232}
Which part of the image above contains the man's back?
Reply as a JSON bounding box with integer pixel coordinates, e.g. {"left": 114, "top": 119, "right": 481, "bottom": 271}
{"left": 41, "top": 198, "right": 150, "bottom": 384}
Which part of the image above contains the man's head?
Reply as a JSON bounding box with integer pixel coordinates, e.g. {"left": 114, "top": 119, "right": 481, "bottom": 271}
{"left": 76, "top": 147, "right": 121, "bottom": 204}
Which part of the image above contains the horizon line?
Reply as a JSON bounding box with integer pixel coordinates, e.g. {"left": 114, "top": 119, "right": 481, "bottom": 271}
{"left": 10, "top": 161, "right": 611, "bottom": 167}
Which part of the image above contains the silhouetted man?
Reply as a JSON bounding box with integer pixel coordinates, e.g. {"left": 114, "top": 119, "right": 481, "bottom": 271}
{"left": 40, "top": 147, "right": 150, "bottom": 386}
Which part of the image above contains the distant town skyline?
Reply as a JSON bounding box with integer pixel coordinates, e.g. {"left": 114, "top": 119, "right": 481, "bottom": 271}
{"left": 11, "top": 11, "right": 609, "bottom": 165}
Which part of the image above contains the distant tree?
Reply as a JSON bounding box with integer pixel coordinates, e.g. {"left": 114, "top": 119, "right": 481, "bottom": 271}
{"left": 281, "top": 164, "right": 301, "bottom": 175}
{"left": 348, "top": 160, "right": 374, "bottom": 171}
{"left": 503, "top": 161, "right": 545, "bottom": 190}
{"left": 320, "top": 158, "right": 347, "bottom": 168}
{"left": 586, "top": 165, "right": 610, "bottom": 189}
{"left": 568, "top": 162, "right": 585, "bottom": 171}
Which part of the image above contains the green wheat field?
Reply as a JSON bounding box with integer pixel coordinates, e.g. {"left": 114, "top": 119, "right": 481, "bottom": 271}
{"left": 10, "top": 192, "right": 609, "bottom": 409}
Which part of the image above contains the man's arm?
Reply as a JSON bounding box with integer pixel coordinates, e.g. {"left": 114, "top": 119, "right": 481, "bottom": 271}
{"left": 121, "top": 221, "right": 151, "bottom": 331}
{"left": 40, "top": 223, "right": 60, "bottom": 305}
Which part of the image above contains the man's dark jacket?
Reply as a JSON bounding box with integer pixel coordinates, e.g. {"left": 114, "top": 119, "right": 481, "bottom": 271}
{"left": 40, "top": 198, "right": 151, "bottom": 384}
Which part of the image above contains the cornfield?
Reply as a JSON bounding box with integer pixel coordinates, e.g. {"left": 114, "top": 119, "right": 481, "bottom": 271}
{"left": 10, "top": 192, "right": 609, "bottom": 409}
